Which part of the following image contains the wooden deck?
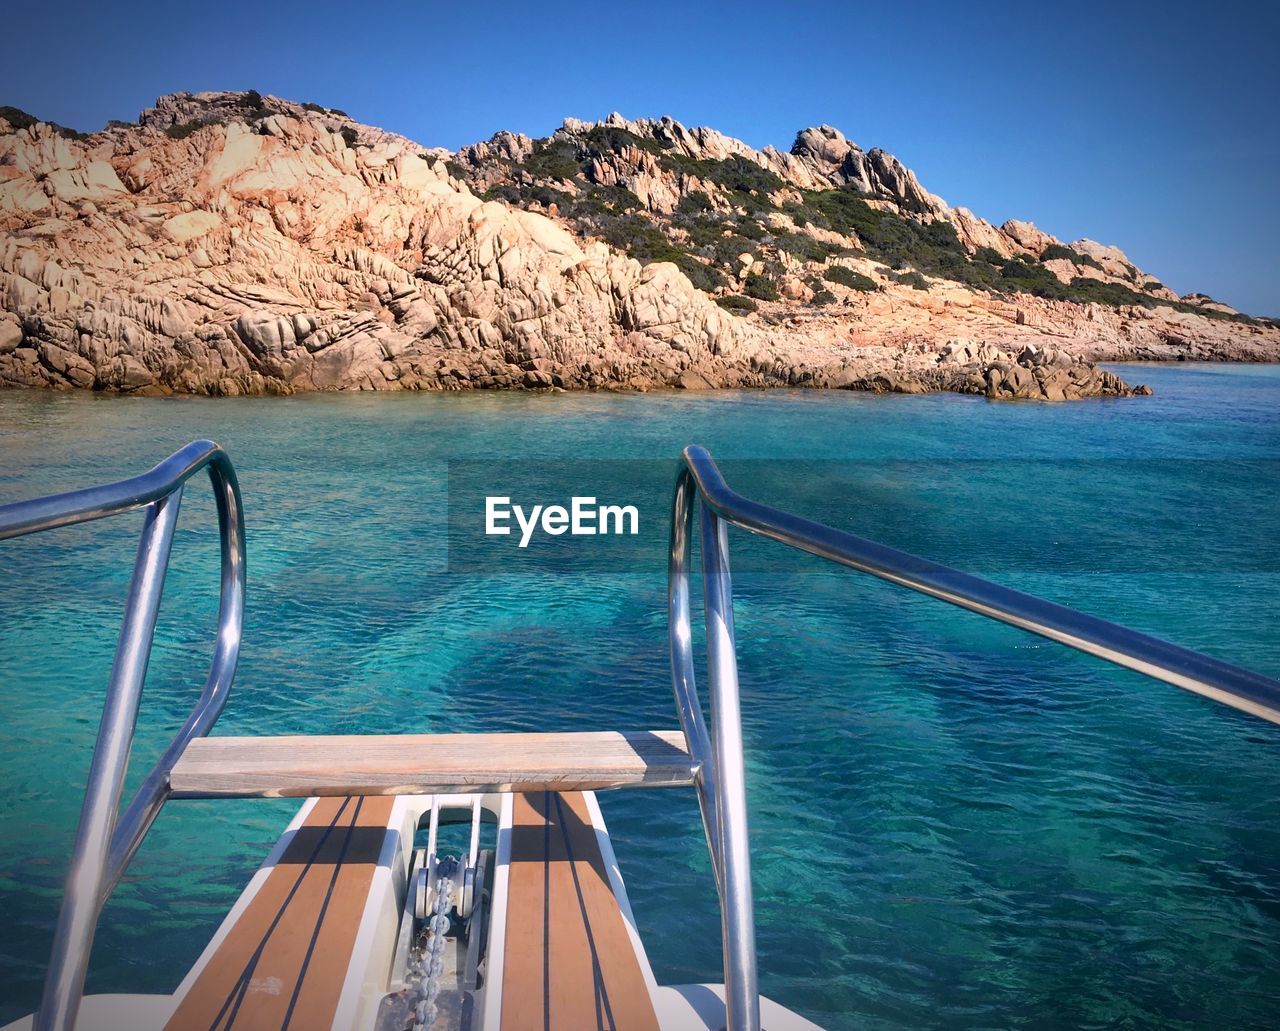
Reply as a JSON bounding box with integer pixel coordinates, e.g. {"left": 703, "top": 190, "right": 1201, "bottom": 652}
{"left": 161, "top": 780, "right": 669, "bottom": 1028}
{"left": 500, "top": 792, "right": 659, "bottom": 1031}
{"left": 169, "top": 730, "right": 694, "bottom": 798}
{"left": 165, "top": 795, "right": 395, "bottom": 1031}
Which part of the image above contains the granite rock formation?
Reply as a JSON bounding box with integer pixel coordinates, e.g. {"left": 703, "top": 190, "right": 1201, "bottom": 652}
{"left": 2, "top": 92, "right": 1275, "bottom": 398}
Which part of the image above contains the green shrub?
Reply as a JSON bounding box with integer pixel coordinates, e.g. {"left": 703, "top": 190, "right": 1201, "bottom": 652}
{"left": 0, "top": 105, "right": 38, "bottom": 130}
{"left": 823, "top": 266, "right": 878, "bottom": 291}
{"left": 339, "top": 126, "right": 359, "bottom": 148}
{"left": 891, "top": 270, "right": 929, "bottom": 290}
{"left": 716, "top": 294, "right": 758, "bottom": 313}
{"left": 483, "top": 184, "right": 524, "bottom": 204}
{"left": 712, "top": 156, "right": 786, "bottom": 197}
{"left": 559, "top": 184, "right": 614, "bottom": 218}
{"left": 1038, "top": 243, "right": 1074, "bottom": 263}
{"left": 680, "top": 220, "right": 760, "bottom": 271}
{"left": 580, "top": 125, "right": 667, "bottom": 156}
{"left": 663, "top": 154, "right": 785, "bottom": 212}
{"left": 2, "top": 105, "right": 41, "bottom": 130}
{"left": 581, "top": 184, "right": 641, "bottom": 214}
{"left": 676, "top": 191, "right": 715, "bottom": 215}
{"left": 806, "top": 188, "right": 971, "bottom": 277}
{"left": 677, "top": 259, "right": 728, "bottom": 292}
{"left": 743, "top": 273, "right": 779, "bottom": 301}
{"left": 1040, "top": 243, "right": 1103, "bottom": 269}
{"left": 0, "top": 105, "right": 88, "bottom": 139}
{"left": 1065, "top": 277, "right": 1159, "bottom": 307}
{"left": 810, "top": 288, "right": 837, "bottom": 305}
{"left": 684, "top": 219, "right": 734, "bottom": 248}
{"left": 241, "top": 90, "right": 263, "bottom": 109}
{"left": 525, "top": 138, "right": 581, "bottom": 181}
{"left": 530, "top": 185, "right": 571, "bottom": 209}
{"left": 302, "top": 102, "right": 326, "bottom": 114}
{"left": 165, "top": 121, "right": 204, "bottom": 140}
{"left": 776, "top": 231, "right": 843, "bottom": 263}
{"left": 592, "top": 212, "right": 726, "bottom": 292}
{"left": 998, "top": 258, "right": 1063, "bottom": 296}
{"left": 710, "top": 238, "right": 761, "bottom": 270}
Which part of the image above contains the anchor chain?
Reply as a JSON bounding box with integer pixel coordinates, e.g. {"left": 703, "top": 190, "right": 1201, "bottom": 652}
{"left": 406, "top": 863, "right": 456, "bottom": 1031}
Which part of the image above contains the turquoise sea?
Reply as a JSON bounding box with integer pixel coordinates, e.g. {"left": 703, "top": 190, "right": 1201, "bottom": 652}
{"left": 1, "top": 364, "right": 1278, "bottom": 1028}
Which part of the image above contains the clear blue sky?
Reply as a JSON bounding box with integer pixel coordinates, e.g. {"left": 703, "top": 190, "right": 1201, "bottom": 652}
{"left": 3, "top": 1, "right": 1276, "bottom": 314}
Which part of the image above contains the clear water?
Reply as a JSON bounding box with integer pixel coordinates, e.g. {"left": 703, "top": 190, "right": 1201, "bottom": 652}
{"left": 1, "top": 365, "right": 1278, "bottom": 1028}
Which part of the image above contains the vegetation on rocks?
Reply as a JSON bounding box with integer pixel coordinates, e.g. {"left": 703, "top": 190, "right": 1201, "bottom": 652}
{"left": 824, "top": 266, "right": 878, "bottom": 291}
{"left": 1040, "top": 243, "right": 1103, "bottom": 268}
{"left": 455, "top": 122, "right": 1259, "bottom": 326}
{"left": 164, "top": 121, "right": 204, "bottom": 140}
{"left": 580, "top": 124, "right": 668, "bottom": 157}
{"left": 743, "top": 273, "right": 780, "bottom": 301}
{"left": 715, "top": 295, "right": 758, "bottom": 313}
{"left": 890, "top": 270, "right": 929, "bottom": 290}
{"left": 0, "top": 105, "right": 88, "bottom": 140}
{"left": 159, "top": 91, "right": 272, "bottom": 139}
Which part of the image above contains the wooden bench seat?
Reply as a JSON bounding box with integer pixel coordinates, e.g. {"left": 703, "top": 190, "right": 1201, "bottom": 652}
{"left": 499, "top": 792, "right": 659, "bottom": 1031}
{"left": 170, "top": 730, "right": 694, "bottom": 798}
{"left": 165, "top": 795, "right": 396, "bottom": 1031}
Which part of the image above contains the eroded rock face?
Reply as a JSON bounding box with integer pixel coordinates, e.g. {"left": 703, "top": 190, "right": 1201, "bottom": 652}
{"left": 0, "top": 97, "right": 767, "bottom": 395}
{"left": 1, "top": 93, "right": 1274, "bottom": 399}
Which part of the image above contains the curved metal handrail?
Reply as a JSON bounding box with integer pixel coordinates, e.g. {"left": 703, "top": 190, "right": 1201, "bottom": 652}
{"left": 669, "top": 444, "right": 1280, "bottom": 1031}
{"left": 668, "top": 463, "right": 759, "bottom": 1031}
{"left": 681, "top": 445, "right": 1280, "bottom": 725}
{"left": 0, "top": 440, "right": 246, "bottom": 1031}
{"left": 0, "top": 439, "right": 240, "bottom": 541}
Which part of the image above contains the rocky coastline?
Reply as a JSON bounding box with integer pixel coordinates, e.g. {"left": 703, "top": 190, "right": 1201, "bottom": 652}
{"left": 1, "top": 92, "right": 1275, "bottom": 399}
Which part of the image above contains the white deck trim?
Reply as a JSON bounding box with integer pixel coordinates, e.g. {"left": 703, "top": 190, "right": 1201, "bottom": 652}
{"left": 582, "top": 791, "right": 661, "bottom": 995}
{"left": 654, "top": 985, "right": 825, "bottom": 1030}
{"left": 477, "top": 792, "right": 514, "bottom": 1031}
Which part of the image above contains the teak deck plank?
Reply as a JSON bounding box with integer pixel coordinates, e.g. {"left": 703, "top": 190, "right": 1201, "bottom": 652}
{"left": 502, "top": 792, "right": 659, "bottom": 1031}
{"left": 165, "top": 795, "right": 395, "bottom": 1031}
{"left": 170, "top": 730, "right": 693, "bottom": 798}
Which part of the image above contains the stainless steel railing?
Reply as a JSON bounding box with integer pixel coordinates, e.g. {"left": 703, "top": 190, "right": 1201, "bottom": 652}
{"left": 0, "top": 440, "right": 245, "bottom": 1031}
{"left": 668, "top": 444, "right": 1280, "bottom": 1031}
